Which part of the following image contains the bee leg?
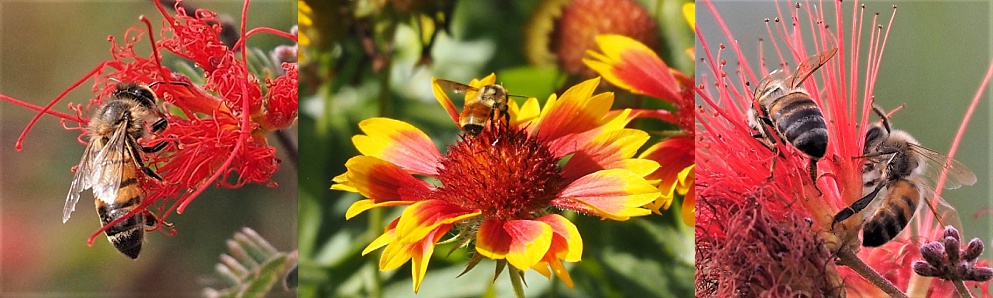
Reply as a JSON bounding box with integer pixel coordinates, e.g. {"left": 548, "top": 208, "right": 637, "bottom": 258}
{"left": 150, "top": 118, "right": 168, "bottom": 133}
{"left": 130, "top": 142, "right": 165, "bottom": 182}
{"left": 142, "top": 141, "right": 169, "bottom": 153}
{"left": 143, "top": 210, "right": 174, "bottom": 231}
{"left": 766, "top": 147, "right": 779, "bottom": 181}
{"left": 808, "top": 159, "right": 823, "bottom": 196}
{"left": 831, "top": 181, "right": 885, "bottom": 229}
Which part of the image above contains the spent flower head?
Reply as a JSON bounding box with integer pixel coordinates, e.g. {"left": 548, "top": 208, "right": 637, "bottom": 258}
{"left": 333, "top": 74, "right": 661, "bottom": 292}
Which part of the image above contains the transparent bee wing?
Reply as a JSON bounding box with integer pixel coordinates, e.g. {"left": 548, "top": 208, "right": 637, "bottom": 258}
{"left": 753, "top": 69, "right": 789, "bottom": 100}
{"left": 788, "top": 48, "right": 838, "bottom": 89}
{"left": 91, "top": 123, "right": 131, "bottom": 205}
{"left": 63, "top": 141, "right": 99, "bottom": 223}
{"left": 434, "top": 79, "right": 477, "bottom": 95}
{"left": 913, "top": 180, "right": 963, "bottom": 232}
{"left": 911, "top": 143, "right": 977, "bottom": 190}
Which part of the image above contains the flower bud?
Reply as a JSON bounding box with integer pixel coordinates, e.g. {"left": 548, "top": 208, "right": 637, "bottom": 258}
{"left": 913, "top": 260, "right": 939, "bottom": 277}
{"left": 920, "top": 242, "right": 947, "bottom": 266}
{"left": 962, "top": 238, "right": 984, "bottom": 262}
{"left": 944, "top": 235, "right": 960, "bottom": 263}
{"left": 966, "top": 267, "right": 993, "bottom": 282}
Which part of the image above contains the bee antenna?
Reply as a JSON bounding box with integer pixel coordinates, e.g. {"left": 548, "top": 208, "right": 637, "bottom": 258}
{"left": 871, "top": 105, "right": 892, "bottom": 133}
{"left": 108, "top": 78, "right": 122, "bottom": 83}
{"left": 148, "top": 81, "right": 191, "bottom": 88}
{"left": 508, "top": 94, "right": 529, "bottom": 99}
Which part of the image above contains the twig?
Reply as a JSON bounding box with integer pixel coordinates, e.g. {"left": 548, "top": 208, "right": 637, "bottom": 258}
{"left": 837, "top": 250, "right": 907, "bottom": 298}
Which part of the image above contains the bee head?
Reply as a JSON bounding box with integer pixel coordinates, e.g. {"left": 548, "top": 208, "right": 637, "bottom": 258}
{"left": 481, "top": 85, "right": 508, "bottom": 104}
{"left": 112, "top": 83, "right": 158, "bottom": 110}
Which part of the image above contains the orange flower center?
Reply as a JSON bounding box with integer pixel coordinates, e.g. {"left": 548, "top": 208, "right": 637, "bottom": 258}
{"left": 437, "top": 125, "right": 564, "bottom": 220}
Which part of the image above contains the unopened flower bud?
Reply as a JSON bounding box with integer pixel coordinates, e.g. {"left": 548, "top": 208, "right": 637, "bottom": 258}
{"left": 913, "top": 261, "right": 939, "bottom": 277}
{"left": 921, "top": 242, "right": 947, "bottom": 266}
{"left": 966, "top": 267, "right": 993, "bottom": 282}
{"left": 943, "top": 225, "right": 961, "bottom": 242}
{"left": 945, "top": 235, "right": 960, "bottom": 263}
{"left": 962, "top": 238, "right": 984, "bottom": 262}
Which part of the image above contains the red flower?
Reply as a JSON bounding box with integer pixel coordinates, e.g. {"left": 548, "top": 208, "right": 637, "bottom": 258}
{"left": 2, "top": 0, "right": 297, "bottom": 247}
{"left": 584, "top": 34, "right": 696, "bottom": 225}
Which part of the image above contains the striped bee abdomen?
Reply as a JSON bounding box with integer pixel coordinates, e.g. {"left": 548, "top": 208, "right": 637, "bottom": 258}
{"left": 769, "top": 93, "right": 828, "bottom": 159}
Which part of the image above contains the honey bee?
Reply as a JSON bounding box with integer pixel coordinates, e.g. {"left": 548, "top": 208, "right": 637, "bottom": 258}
{"left": 832, "top": 105, "right": 976, "bottom": 247}
{"left": 63, "top": 82, "right": 170, "bottom": 259}
{"left": 748, "top": 48, "right": 837, "bottom": 190}
{"left": 434, "top": 79, "right": 512, "bottom": 136}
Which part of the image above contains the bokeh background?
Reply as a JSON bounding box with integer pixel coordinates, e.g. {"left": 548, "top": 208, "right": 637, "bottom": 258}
{"left": 298, "top": 0, "right": 694, "bottom": 297}
{"left": 697, "top": 0, "right": 992, "bottom": 258}
{"left": 0, "top": 0, "right": 297, "bottom": 296}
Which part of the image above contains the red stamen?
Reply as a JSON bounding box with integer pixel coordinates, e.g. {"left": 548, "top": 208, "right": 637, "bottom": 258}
{"left": 16, "top": 61, "right": 113, "bottom": 151}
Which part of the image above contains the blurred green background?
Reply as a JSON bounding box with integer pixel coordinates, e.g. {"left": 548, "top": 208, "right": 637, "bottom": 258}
{"left": 0, "top": 0, "right": 296, "bottom": 296}
{"left": 697, "top": 1, "right": 992, "bottom": 257}
{"left": 298, "top": 0, "right": 695, "bottom": 297}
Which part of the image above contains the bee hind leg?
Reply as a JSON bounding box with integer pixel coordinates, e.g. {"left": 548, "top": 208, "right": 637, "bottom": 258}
{"left": 142, "top": 141, "right": 169, "bottom": 153}
{"left": 808, "top": 159, "right": 823, "bottom": 196}
{"left": 150, "top": 118, "right": 168, "bottom": 133}
{"left": 831, "top": 181, "right": 885, "bottom": 229}
{"left": 129, "top": 141, "right": 165, "bottom": 182}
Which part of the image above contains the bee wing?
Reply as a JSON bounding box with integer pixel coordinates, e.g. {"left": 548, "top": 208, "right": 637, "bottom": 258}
{"left": 91, "top": 123, "right": 132, "bottom": 206}
{"left": 787, "top": 48, "right": 838, "bottom": 89}
{"left": 753, "top": 69, "right": 789, "bottom": 99}
{"left": 911, "top": 144, "right": 978, "bottom": 189}
{"left": 913, "top": 180, "right": 963, "bottom": 232}
{"left": 435, "top": 79, "right": 477, "bottom": 95}
{"left": 63, "top": 141, "right": 100, "bottom": 223}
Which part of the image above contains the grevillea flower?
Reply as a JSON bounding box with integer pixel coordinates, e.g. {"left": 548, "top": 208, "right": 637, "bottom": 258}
{"left": 695, "top": 0, "right": 993, "bottom": 296}
{"left": 332, "top": 75, "right": 661, "bottom": 292}
{"left": 584, "top": 34, "right": 695, "bottom": 226}
{"left": 4, "top": 0, "right": 297, "bottom": 246}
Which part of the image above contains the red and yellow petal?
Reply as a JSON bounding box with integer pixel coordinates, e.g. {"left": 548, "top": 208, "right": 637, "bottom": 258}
{"left": 529, "top": 215, "right": 582, "bottom": 287}
{"left": 583, "top": 34, "right": 681, "bottom": 102}
{"left": 681, "top": 167, "right": 695, "bottom": 226}
{"left": 533, "top": 258, "right": 574, "bottom": 288}
{"left": 332, "top": 156, "right": 434, "bottom": 218}
{"left": 561, "top": 128, "right": 653, "bottom": 181}
{"left": 394, "top": 200, "right": 482, "bottom": 244}
{"left": 363, "top": 218, "right": 400, "bottom": 255}
{"left": 352, "top": 118, "right": 442, "bottom": 176}
{"left": 431, "top": 78, "right": 462, "bottom": 125}
{"left": 378, "top": 222, "right": 452, "bottom": 292}
{"left": 553, "top": 169, "right": 659, "bottom": 221}
{"left": 640, "top": 135, "right": 694, "bottom": 214}
{"left": 533, "top": 78, "right": 614, "bottom": 141}
{"left": 535, "top": 214, "right": 582, "bottom": 262}
{"left": 476, "top": 219, "right": 554, "bottom": 271}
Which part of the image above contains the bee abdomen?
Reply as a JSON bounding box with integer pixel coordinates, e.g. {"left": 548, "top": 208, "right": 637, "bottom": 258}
{"left": 862, "top": 194, "right": 916, "bottom": 247}
{"left": 96, "top": 196, "right": 145, "bottom": 259}
{"left": 770, "top": 95, "right": 828, "bottom": 158}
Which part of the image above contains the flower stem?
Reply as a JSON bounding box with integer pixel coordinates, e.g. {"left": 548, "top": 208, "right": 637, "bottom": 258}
{"left": 508, "top": 266, "right": 525, "bottom": 298}
{"left": 836, "top": 250, "right": 907, "bottom": 298}
{"left": 953, "top": 279, "right": 973, "bottom": 298}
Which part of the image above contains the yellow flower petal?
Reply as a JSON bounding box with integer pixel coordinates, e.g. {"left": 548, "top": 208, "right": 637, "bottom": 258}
{"left": 683, "top": 3, "right": 695, "bottom": 31}
{"left": 555, "top": 169, "right": 659, "bottom": 221}
{"left": 353, "top": 118, "right": 442, "bottom": 176}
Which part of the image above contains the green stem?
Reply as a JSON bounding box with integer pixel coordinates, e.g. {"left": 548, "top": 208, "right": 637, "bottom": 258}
{"left": 508, "top": 266, "right": 525, "bottom": 298}
{"left": 837, "top": 250, "right": 907, "bottom": 298}
{"left": 370, "top": 208, "right": 383, "bottom": 298}
{"left": 953, "top": 279, "right": 973, "bottom": 298}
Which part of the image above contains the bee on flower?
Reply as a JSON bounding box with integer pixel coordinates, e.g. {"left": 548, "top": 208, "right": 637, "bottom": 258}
{"left": 333, "top": 74, "right": 663, "bottom": 293}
